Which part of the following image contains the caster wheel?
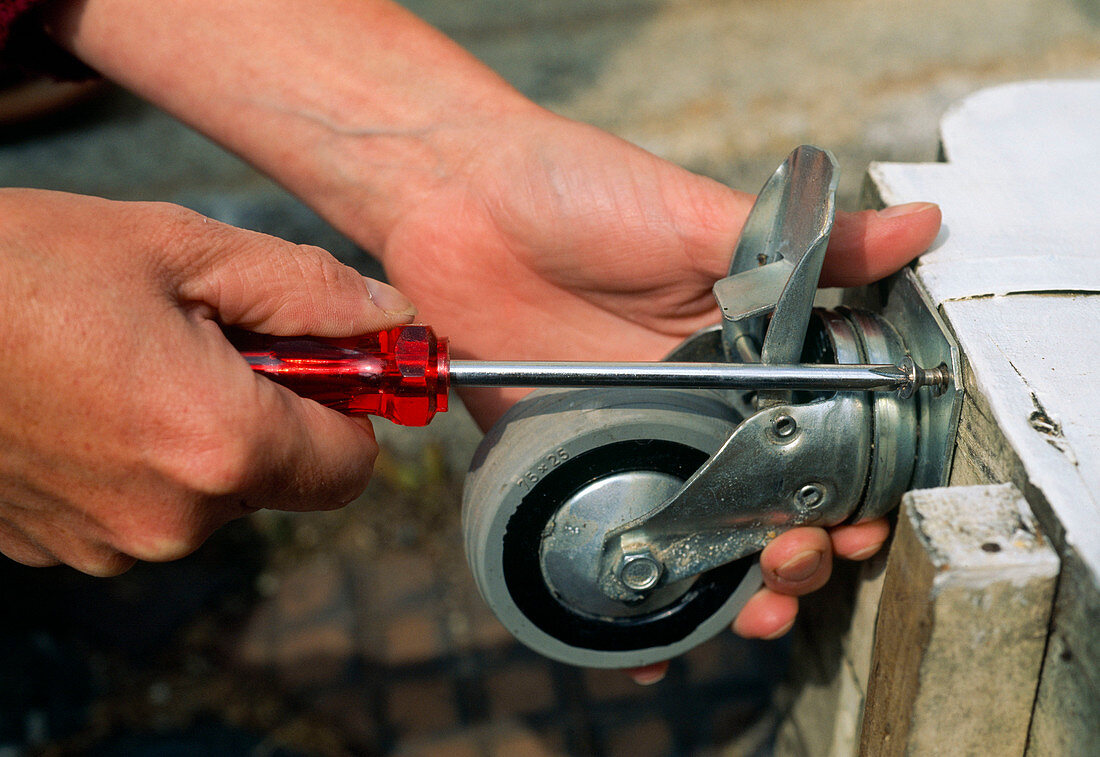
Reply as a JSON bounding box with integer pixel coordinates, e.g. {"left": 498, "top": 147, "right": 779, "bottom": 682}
{"left": 463, "top": 387, "right": 762, "bottom": 668}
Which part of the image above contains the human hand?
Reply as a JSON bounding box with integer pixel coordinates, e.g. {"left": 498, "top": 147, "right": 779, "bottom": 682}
{"left": 0, "top": 189, "right": 415, "bottom": 575}
{"left": 369, "top": 110, "right": 939, "bottom": 679}
{"left": 378, "top": 111, "right": 940, "bottom": 420}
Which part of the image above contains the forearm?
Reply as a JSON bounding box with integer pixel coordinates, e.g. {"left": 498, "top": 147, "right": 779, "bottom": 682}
{"left": 45, "top": 0, "right": 538, "bottom": 254}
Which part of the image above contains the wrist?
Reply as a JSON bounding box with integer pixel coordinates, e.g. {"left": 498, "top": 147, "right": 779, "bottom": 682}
{"left": 308, "top": 76, "right": 544, "bottom": 257}
{"left": 44, "top": 0, "right": 544, "bottom": 257}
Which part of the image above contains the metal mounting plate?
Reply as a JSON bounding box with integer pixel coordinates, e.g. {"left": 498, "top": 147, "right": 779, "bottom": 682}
{"left": 881, "top": 268, "right": 963, "bottom": 489}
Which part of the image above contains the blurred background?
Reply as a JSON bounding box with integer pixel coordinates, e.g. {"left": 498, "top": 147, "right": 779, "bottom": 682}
{"left": 1, "top": 1, "right": 1098, "bottom": 755}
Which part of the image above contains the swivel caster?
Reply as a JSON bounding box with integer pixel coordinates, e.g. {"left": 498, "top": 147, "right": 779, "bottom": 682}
{"left": 462, "top": 147, "right": 961, "bottom": 668}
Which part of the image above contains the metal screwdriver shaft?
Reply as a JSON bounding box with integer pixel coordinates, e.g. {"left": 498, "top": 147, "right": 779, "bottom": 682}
{"left": 449, "top": 357, "right": 947, "bottom": 395}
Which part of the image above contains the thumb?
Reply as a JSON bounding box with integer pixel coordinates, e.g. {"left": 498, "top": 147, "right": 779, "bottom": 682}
{"left": 823, "top": 202, "right": 942, "bottom": 287}
{"left": 171, "top": 217, "right": 416, "bottom": 337}
{"left": 678, "top": 179, "right": 940, "bottom": 289}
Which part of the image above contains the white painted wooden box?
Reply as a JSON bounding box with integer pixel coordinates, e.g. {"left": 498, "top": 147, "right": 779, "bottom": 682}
{"left": 777, "top": 80, "right": 1100, "bottom": 757}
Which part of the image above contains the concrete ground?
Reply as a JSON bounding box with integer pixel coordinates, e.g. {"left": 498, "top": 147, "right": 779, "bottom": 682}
{"left": 0, "top": 1, "right": 1097, "bottom": 755}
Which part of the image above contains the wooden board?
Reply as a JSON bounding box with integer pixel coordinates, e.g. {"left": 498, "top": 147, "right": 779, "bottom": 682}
{"left": 868, "top": 80, "right": 1100, "bottom": 304}
{"left": 779, "top": 80, "right": 1100, "bottom": 757}
{"left": 859, "top": 485, "right": 1057, "bottom": 755}
{"left": 868, "top": 81, "right": 1100, "bottom": 581}
{"left": 865, "top": 79, "right": 1100, "bottom": 754}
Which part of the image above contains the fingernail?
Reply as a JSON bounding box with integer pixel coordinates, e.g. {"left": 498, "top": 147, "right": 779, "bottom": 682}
{"left": 364, "top": 277, "right": 417, "bottom": 317}
{"left": 632, "top": 669, "right": 666, "bottom": 686}
{"left": 776, "top": 550, "right": 823, "bottom": 582}
{"left": 877, "top": 201, "right": 938, "bottom": 219}
{"left": 847, "top": 542, "right": 885, "bottom": 561}
{"left": 763, "top": 618, "right": 796, "bottom": 640}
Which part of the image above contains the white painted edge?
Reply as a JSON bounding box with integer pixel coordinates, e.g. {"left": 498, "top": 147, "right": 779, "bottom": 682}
{"left": 867, "top": 80, "right": 1100, "bottom": 582}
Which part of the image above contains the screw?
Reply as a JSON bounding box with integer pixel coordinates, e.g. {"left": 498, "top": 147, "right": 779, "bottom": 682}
{"left": 897, "top": 356, "right": 920, "bottom": 399}
{"left": 773, "top": 414, "right": 797, "bottom": 439}
{"left": 927, "top": 362, "right": 952, "bottom": 398}
{"left": 619, "top": 552, "right": 663, "bottom": 591}
{"left": 796, "top": 483, "right": 825, "bottom": 509}
{"left": 897, "top": 357, "right": 953, "bottom": 399}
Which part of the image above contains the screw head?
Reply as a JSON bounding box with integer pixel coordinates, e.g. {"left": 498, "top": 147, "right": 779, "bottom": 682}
{"left": 796, "top": 483, "right": 825, "bottom": 509}
{"left": 773, "top": 414, "right": 797, "bottom": 439}
{"left": 619, "top": 552, "right": 663, "bottom": 591}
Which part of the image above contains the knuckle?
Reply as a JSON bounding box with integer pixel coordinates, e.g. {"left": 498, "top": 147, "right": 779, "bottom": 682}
{"left": 132, "top": 202, "right": 218, "bottom": 252}
{"left": 184, "top": 434, "right": 259, "bottom": 498}
{"left": 111, "top": 507, "right": 210, "bottom": 564}
{"left": 289, "top": 244, "right": 354, "bottom": 295}
{"left": 121, "top": 415, "right": 262, "bottom": 561}
{"left": 154, "top": 408, "right": 263, "bottom": 498}
{"left": 121, "top": 461, "right": 248, "bottom": 563}
{"left": 299, "top": 243, "right": 360, "bottom": 284}
{"left": 139, "top": 202, "right": 246, "bottom": 277}
{"left": 125, "top": 531, "right": 202, "bottom": 563}
{"left": 3, "top": 546, "right": 60, "bottom": 568}
{"left": 144, "top": 201, "right": 218, "bottom": 237}
{"left": 75, "top": 550, "right": 138, "bottom": 577}
{"left": 0, "top": 520, "right": 59, "bottom": 567}
{"left": 290, "top": 243, "right": 340, "bottom": 270}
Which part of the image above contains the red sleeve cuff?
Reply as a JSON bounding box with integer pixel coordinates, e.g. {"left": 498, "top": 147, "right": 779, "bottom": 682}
{"left": 0, "top": 0, "right": 44, "bottom": 43}
{"left": 0, "top": 0, "right": 98, "bottom": 80}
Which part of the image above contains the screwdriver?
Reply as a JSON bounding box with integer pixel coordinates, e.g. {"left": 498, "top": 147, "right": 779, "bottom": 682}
{"left": 229, "top": 325, "right": 948, "bottom": 427}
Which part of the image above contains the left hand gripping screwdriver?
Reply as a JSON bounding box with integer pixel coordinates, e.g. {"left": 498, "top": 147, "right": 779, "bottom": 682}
{"left": 230, "top": 325, "right": 949, "bottom": 426}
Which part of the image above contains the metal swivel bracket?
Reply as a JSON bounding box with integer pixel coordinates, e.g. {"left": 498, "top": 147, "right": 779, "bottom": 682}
{"left": 592, "top": 146, "right": 961, "bottom": 603}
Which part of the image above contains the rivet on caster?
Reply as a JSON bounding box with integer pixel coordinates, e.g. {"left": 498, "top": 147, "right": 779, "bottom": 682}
{"left": 462, "top": 146, "right": 963, "bottom": 668}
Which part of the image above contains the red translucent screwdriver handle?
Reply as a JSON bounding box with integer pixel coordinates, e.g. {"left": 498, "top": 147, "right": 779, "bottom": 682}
{"left": 230, "top": 325, "right": 450, "bottom": 426}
